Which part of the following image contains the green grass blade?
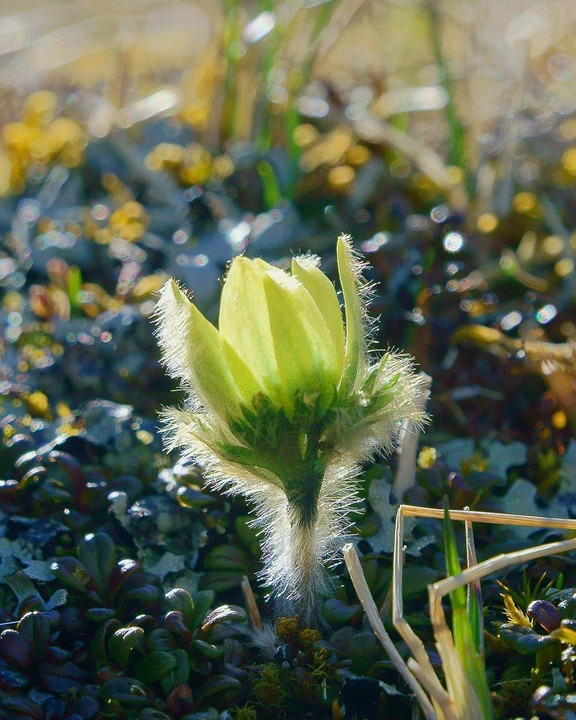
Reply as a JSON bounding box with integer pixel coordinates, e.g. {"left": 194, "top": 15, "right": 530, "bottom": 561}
{"left": 423, "top": 0, "right": 468, "bottom": 176}
{"left": 257, "top": 160, "right": 283, "bottom": 209}
{"left": 443, "top": 500, "right": 494, "bottom": 719}
{"left": 465, "top": 519, "right": 484, "bottom": 655}
{"left": 66, "top": 265, "right": 83, "bottom": 317}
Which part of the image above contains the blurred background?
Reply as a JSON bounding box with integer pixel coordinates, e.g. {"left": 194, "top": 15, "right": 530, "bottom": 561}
{"left": 2, "top": 0, "right": 575, "bottom": 174}
{"left": 2, "top": 0, "right": 576, "bottom": 432}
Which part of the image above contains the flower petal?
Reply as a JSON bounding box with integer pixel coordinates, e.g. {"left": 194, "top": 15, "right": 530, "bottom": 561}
{"left": 219, "top": 256, "right": 340, "bottom": 415}
{"left": 291, "top": 255, "right": 345, "bottom": 370}
{"left": 262, "top": 271, "right": 340, "bottom": 414}
{"left": 155, "top": 280, "right": 261, "bottom": 419}
{"left": 219, "top": 257, "right": 279, "bottom": 398}
{"left": 337, "top": 234, "right": 367, "bottom": 394}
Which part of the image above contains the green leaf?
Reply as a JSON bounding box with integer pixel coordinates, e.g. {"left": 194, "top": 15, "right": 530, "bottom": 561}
{"left": 203, "top": 545, "right": 252, "bottom": 572}
{"left": 176, "top": 486, "right": 217, "bottom": 508}
{"left": 534, "top": 640, "right": 561, "bottom": 678}
{"left": 66, "top": 264, "right": 83, "bottom": 315}
{"left": 158, "top": 651, "right": 190, "bottom": 697}
{"left": 322, "top": 598, "right": 362, "bottom": 625}
{"left": 138, "top": 710, "right": 172, "bottom": 720}
{"left": 50, "top": 557, "right": 94, "bottom": 595}
{"left": 146, "top": 628, "right": 177, "bottom": 652}
{"left": 107, "top": 626, "right": 144, "bottom": 668}
{"left": 99, "top": 677, "right": 149, "bottom": 707}
{"left": 121, "top": 583, "right": 161, "bottom": 606}
{"left": 191, "top": 639, "right": 224, "bottom": 660}
{"left": 499, "top": 623, "right": 557, "bottom": 655}
{"left": 190, "top": 591, "right": 215, "bottom": 632}
{"left": 233, "top": 515, "right": 261, "bottom": 557}
{"left": 0, "top": 630, "right": 34, "bottom": 671}
{"left": 163, "top": 610, "right": 190, "bottom": 636}
{"left": 16, "top": 612, "right": 51, "bottom": 661}
{"left": 442, "top": 499, "right": 466, "bottom": 611}
{"left": 443, "top": 499, "right": 494, "bottom": 719}
{"left": 467, "top": 579, "right": 483, "bottom": 655}
{"left": 78, "top": 533, "right": 117, "bottom": 595}
{"left": 168, "top": 648, "right": 190, "bottom": 687}
{"left": 256, "top": 160, "right": 282, "bottom": 209}
{"left": 200, "top": 604, "right": 247, "bottom": 632}
{"left": 92, "top": 619, "right": 122, "bottom": 664}
{"left": 85, "top": 607, "right": 116, "bottom": 623}
{"left": 402, "top": 566, "right": 440, "bottom": 597}
{"left": 181, "top": 710, "right": 219, "bottom": 720}
{"left": 194, "top": 675, "right": 242, "bottom": 707}
{"left": 134, "top": 650, "right": 178, "bottom": 683}
{"left": 164, "top": 588, "right": 195, "bottom": 627}
{"left": 199, "top": 571, "right": 244, "bottom": 594}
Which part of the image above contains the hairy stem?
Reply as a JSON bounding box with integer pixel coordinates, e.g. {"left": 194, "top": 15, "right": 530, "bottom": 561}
{"left": 284, "top": 498, "right": 327, "bottom": 622}
{"left": 276, "top": 459, "right": 327, "bottom": 620}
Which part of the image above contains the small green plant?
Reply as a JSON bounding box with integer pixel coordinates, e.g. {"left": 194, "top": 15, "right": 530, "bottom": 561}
{"left": 0, "top": 530, "right": 252, "bottom": 720}
{"left": 154, "top": 235, "right": 426, "bottom": 618}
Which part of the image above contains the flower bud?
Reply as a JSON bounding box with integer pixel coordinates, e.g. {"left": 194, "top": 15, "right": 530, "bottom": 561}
{"left": 154, "top": 235, "right": 428, "bottom": 616}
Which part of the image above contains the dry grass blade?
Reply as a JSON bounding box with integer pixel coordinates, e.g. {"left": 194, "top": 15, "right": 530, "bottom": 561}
{"left": 241, "top": 575, "right": 263, "bottom": 631}
{"left": 342, "top": 543, "right": 438, "bottom": 720}
{"left": 399, "top": 505, "right": 576, "bottom": 530}
{"left": 311, "top": 0, "right": 369, "bottom": 65}
{"left": 431, "top": 535, "right": 576, "bottom": 600}
{"left": 392, "top": 504, "right": 576, "bottom": 719}
{"left": 392, "top": 506, "right": 453, "bottom": 718}
{"left": 353, "top": 115, "right": 461, "bottom": 195}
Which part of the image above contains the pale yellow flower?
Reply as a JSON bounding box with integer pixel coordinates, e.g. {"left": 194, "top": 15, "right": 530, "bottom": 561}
{"left": 154, "top": 235, "right": 427, "bottom": 616}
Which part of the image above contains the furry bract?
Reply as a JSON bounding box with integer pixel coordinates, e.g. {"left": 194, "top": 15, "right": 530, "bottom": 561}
{"left": 154, "top": 235, "right": 427, "bottom": 618}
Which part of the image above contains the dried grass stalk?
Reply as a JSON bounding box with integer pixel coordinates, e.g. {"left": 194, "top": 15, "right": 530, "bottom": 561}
{"left": 345, "top": 504, "right": 576, "bottom": 720}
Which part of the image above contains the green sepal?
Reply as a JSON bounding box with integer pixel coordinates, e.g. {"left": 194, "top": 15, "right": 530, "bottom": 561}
{"left": 337, "top": 235, "right": 366, "bottom": 395}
